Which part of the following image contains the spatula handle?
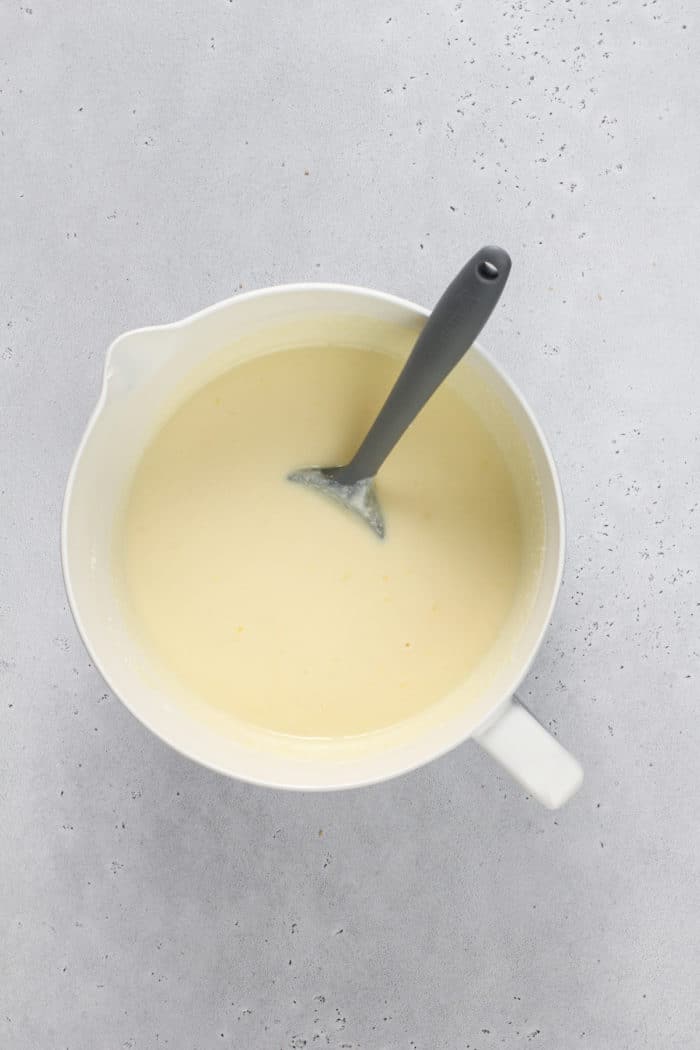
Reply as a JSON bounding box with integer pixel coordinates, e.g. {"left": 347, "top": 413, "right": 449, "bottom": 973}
{"left": 331, "top": 246, "right": 511, "bottom": 486}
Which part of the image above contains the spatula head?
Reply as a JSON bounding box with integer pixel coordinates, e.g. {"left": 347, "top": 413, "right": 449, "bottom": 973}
{"left": 287, "top": 468, "right": 385, "bottom": 538}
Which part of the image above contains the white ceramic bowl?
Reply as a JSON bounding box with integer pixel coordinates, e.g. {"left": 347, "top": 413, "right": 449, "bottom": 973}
{"left": 62, "top": 284, "right": 582, "bottom": 806}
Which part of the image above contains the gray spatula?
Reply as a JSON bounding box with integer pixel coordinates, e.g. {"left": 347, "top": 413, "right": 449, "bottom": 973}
{"left": 288, "top": 245, "right": 512, "bottom": 538}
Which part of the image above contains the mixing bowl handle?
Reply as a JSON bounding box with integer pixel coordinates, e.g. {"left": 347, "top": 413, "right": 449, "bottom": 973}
{"left": 474, "top": 698, "right": 583, "bottom": 809}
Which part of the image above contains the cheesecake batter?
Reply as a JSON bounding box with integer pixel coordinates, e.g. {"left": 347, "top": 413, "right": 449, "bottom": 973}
{"left": 118, "top": 345, "right": 534, "bottom": 738}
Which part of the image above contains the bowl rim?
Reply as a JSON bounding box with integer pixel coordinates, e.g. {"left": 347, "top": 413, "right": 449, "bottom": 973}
{"left": 61, "top": 281, "right": 566, "bottom": 790}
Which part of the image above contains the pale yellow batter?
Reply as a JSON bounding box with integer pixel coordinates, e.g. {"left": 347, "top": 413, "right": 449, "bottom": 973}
{"left": 119, "top": 345, "right": 534, "bottom": 738}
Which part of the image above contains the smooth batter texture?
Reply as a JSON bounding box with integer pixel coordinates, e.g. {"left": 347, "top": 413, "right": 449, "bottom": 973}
{"left": 119, "top": 346, "right": 532, "bottom": 738}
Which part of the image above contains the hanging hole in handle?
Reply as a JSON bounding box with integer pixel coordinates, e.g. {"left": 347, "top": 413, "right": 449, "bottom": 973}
{"left": 478, "top": 259, "right": 500, "bottom": 281}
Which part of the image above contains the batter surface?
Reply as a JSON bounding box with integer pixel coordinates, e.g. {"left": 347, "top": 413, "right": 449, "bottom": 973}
{"left": 119, "top": 346, "right": 531, "bottom": 737}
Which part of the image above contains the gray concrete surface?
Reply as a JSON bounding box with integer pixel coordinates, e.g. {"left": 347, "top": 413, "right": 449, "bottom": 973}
{"left": 2, "top": 1, "right": 698, "bottom": 1048}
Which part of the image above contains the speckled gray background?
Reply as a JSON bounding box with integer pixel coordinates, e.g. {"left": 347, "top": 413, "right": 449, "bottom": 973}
{"left": 2, "top": 1, "right": 698, "bottom": 1048}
